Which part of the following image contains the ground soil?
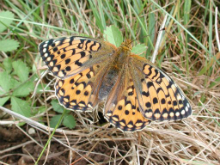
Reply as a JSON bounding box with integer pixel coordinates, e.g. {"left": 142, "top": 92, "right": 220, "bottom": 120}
{"left": 0, "top": 125, "right": 132, "bottom": 165}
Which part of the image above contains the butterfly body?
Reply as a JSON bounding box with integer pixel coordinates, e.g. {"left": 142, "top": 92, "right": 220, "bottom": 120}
{"left": 98, "top": 68, "right": 119, "bottom": 100}
{"left": 39, "top": 36, "right": 192, "bottom": 132}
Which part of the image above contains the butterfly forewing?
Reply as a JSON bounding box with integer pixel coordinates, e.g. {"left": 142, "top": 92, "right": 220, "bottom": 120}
{"left": 39, "top": 36, "right": 114, "bottom": 78}
{"left": 130, "top": 56, "right": 192, "bottom": 121}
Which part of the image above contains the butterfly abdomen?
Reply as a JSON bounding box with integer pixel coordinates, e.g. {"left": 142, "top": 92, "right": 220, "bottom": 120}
{"left": 98, "top": 67, "right": 120, "bottom": 100}
{"left": 98, "top": 44, "right": 132, "bottom": 100}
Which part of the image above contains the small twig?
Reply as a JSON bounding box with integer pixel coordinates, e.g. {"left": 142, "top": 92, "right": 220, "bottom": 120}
{"left": 0, "top": 106, "right": 87, "bottom": 136}
{"left": 215, "top": 7, "right": 220, "bottom": 51}
{"left": 151, "top": 14, "right": 167, "bottom": 63}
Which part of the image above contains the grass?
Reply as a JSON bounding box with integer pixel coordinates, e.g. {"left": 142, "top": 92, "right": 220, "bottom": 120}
{"left": 0, "top": 0, "right": 220, "bottom": 164}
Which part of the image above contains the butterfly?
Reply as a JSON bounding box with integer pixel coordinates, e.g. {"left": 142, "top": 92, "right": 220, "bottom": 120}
{"left": 39, "top": 36, "right": 192, "bottom": 132}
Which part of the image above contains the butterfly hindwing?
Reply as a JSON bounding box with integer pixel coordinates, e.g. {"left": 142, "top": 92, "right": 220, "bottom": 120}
{"left": 55, "top": 64, "right": 108, "bottom": 111}
{"left": 130, "top": 56, "right": 192, "bottom": 121}
{"left": 104, "top": 68, "right": 150, "bottom": 132}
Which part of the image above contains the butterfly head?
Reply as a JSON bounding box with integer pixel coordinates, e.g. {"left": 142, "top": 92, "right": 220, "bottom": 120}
{"left": 120, "top": 39, "right": 132, "bottom": 52}
{"left": 110, "top": 39, "right": 133, "bottom": 71}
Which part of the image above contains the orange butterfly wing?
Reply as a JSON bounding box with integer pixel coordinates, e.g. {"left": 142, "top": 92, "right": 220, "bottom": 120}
{"left": 39, "top": 36, "right": 114, "bottom": 78}
{"left": 130, "top": 56, "right": 192, "bottom": 121}
{"left": 104, "top": 66, "right": 150, "bottom": 132}
{"left": 39, "top": 36, "right": 116, "bottom": 111}
{"left": 55, "top": 65, "right": 105, "bottom": 111}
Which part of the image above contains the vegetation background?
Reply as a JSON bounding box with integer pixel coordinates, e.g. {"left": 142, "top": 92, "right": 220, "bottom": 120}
{"left": 0, "top": 0, "right": 220, "bottom": 164}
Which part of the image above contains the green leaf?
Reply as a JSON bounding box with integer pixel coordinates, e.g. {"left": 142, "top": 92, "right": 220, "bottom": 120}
{"left": 88, "top": 0, "right": 104, "bottom": 33}
{"left": 11, "top": 96, "right": 31, "bottom": 117}
{"left": 31, "top": 105, "right": 47, "bottom": 116}
{"left": 104, "top": 25, "right": 123, "bottom": 47}
{"left": 0, "top": 39, "right": 19, "bottom": 52}
{"left": 184, "top": 0, "right": 191, "bottom": 25}
{"left": 63, "top": 115, "right": 76, "bottom": 129}
{"left": 36, "top": 82, "right": 51, "bottom": 94}
{"left": 3, "top": 58, "right": 13, "bottom": 73}
{"left": 50, "top": 115, "right": 62, "bottom": 128}
{"left": 12, "top": 60, "right": 30, "bottom": 81}
{"left": 51, "top": 100, "right": 65, "bottom": 113}
{"left": 37, "top": 106, "right": 47, "bottom": 114}
{"left": 209, "top": 76, "right": 220, "bottom": 88}
{"left": 0, "top": 96, "right": 10, "bottom": 106}
{"left": 0, "top": 11, "right": 14, "bottom": 33}
{"left": 172, "top": 64, "right": 182, "bottom": 74}
{"left": 131, "top": 44, "right": 147, "bottom": 55}
{"left": 12, "top": 79, "right": 35, "bottom": 97}
{"left": 0, "top": 71, "right": 13, "bottom": 93}
{"left": 11, "top": 78, "right": 20, "bottom": 91}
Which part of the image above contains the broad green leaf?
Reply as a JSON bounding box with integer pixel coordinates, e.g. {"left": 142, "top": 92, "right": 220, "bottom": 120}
{"left": 3, "top": 58, "right": 12, "bottom": 73}
{"left": 0, "top": 39, "right": 19, "bottom": 52}
{"left": 0, "top": 71, "right": 13, "bottom": 93}
{"left": 50, "top": 115, "right": 62, "bottom": 128}
{"left": 11, "top": 96, "right": 31, "bottom": 117}
{"left": 0, "top": 11, "right": 14, "bottom": 33}
{"left": 12, "top": 79, "right": 35, "bottom": 97}
{"left": 12, "top": 60, "right": 30, "bottom": 81}
{"left": 0, "top": 96, "right": 10, "bottom": 106}
{"left": 63, "top": 115, "right": 76, "bottom": 129}
{"left": 131, "top": 44, "right": 147, "bottom": 55}
{"left": 11, "top": 78, "right": 20, "bottom": 90}
{"left": 104, "top": 25, "right": 123, "bottom": 47}
{"left": 51, "top": 100, "right": 65, "bottom": 113}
